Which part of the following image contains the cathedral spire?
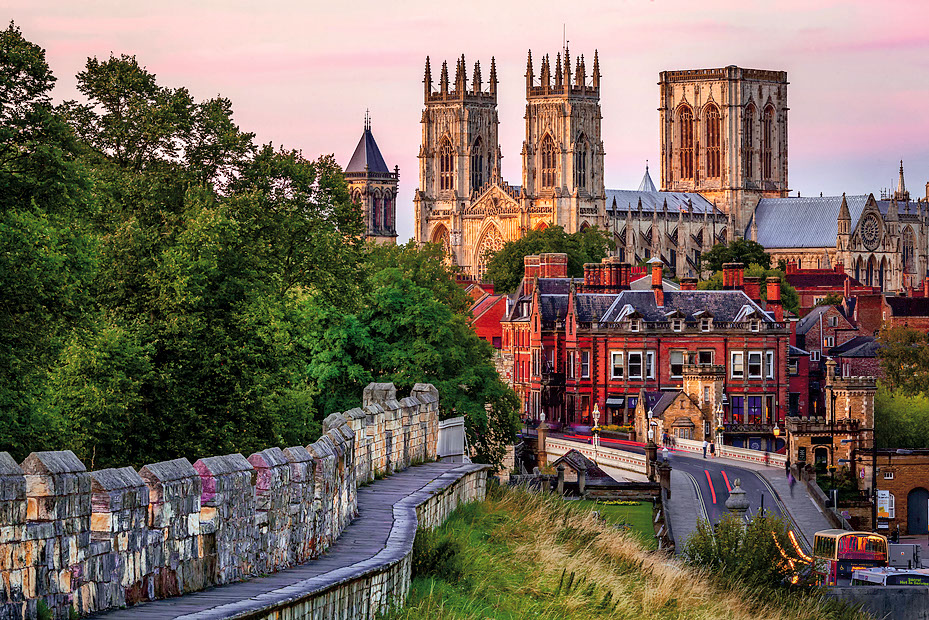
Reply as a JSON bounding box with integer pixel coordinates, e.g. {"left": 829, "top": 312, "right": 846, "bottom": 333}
{"left": 540, "top": 54, "right": 551, "bottom": 91}
{"left": 454, "top": 54, "right": 467, "bottom": 94}
{"left": 575, "top": 54, "right": 586, "bottom": 88}
{"left": 424, "top": 57, "right": 433, "bottom": 99}
{"left": 489, "top": 56, "right": 498, "bottom": 96}
{"left": 592, "top": 49, "right": 601, "bottom": 89}
{"left": 472, "top": 61, "right": 482, "bottom": 94}
{"left": 837, "top": 193, "right": 851, "bottom": 222}
{"left": 525, "top": 50, "right": 534, "bottom": 92}
{"left": 439, "top": 60, "right": 449, "bottom": 95}
{"left": 899, "top": 159, "right": 906, "bottom": 195}
{"left": 563, "top": 44, "right": 571, "bottom": 87}
{"left": 554, "top": 52, "right": 563, "bottom": 88}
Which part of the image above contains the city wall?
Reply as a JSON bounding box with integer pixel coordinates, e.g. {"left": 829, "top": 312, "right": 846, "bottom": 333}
{"left": 0, "top": 382, "right": 441, "bottom": 619}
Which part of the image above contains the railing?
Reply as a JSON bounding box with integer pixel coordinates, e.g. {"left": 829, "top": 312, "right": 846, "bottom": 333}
{"left": 723, "top": 423, "right": 775, "bottom": 433}
{"left": 545, "top": 437, "right": 647, "bottom": 474}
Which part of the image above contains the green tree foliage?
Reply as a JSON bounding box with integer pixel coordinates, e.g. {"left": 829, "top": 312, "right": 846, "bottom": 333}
{"left": 814, "top": 293, "right": 844, "bottom": 307}
{"left": 682, "top": 512, "right": 809, "bottom": 588}
{"left": 303, "top": 242, "right": 520, "bottom": 466}
{"left": 484, "top": 225, "right": 613, "bottom": 293}
{"left": 874, "top": 386, "right": 929, "bottom": 450}
{"left": 698, "top": 264, "right": 799, "bottom": 315}
{"left": 700, "top": 239, "right": 771, "bottom": 273}
{"left": 877, "top": 326, "right": 929, "bottom": 395}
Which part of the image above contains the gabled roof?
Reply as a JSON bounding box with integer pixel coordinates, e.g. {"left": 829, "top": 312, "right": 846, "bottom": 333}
{"left": 599, "top": 290, "right": 772, "bottom": 323}
{"left": 345, "top": 126, "right": 390, "bottom": 174}
{"left": 551, "top": 449, "right": 614, "bottom": 481}
{"left": 643, "top": 390, "right": 685, "bottom": 417}
{"left": 605, "top": 190, "right": 722, "bottom": 215}
{"left": 469, "top": 294, "right": 504, "bottom": 321}
{"left": 795, "top": 305, "right": 830, "bottom": 335}
{"left": 629, "top": 275, "right": 680, "bottom": 291}
{"left": 749, "top": 195, "right": 869, "bottom": 248}
{"left": 829, "top": 336, "right": 879, "bottom": 358}
{"left": 789, "top": 345, "right": 810, "bottom": 356}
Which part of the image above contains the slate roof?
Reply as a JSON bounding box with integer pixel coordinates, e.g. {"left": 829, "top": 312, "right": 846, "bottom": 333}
{"left": 551, "top": 449, "right": 613, "bottom": 481}
{"left": 605, "top": 190, "right": 722, "bottom": 215}
{"left": 345, "top": 127, "right": 390, "bottom": 174}
{"left": 644, "top": 390, "right": 684, "bottom": 417}
{"left": 537, "top": 278, "right": 574, "bottom": 295}
{"left": 886, "top": 296, "right": 929, "bottom": 317}
{"left": 787, "top": 272, "right": 862, "bottom": 289}
{"left": 629, "top": 275, "right": 680, "bottom": 291}
{"left": 599, "top": 290, "right": 772, "bottom": 323}
{"left": 788, "top": 345, "right": 810, "bottom": 356}
{"left": 749, "top": 195, "right": 870, "bottom": 248}
{"left": 829, "top": 336, "right": 879, "bottom": 358}
{"left": 638, "top": 166, "right": 658, "bottom": 193}
{"left": 795, "top": 305, "right": 830, "bottom": 335}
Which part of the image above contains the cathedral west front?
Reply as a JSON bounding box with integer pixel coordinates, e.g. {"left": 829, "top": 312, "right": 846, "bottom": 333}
{"left": 407, "top": 49, "right": 929, "bottom": 292}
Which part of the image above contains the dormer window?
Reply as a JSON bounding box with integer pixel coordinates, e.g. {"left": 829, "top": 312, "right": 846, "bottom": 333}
{"left": 672, "top": 319, "right": 683, "bottom": 332}
{"left": 629, "top": 319, "right": 641, "bottom": 332}
{"left": 700, "top": 318, "right": 711, "bottom": 332}
{"left": 750, "top": 320, "right": 760, "bottom": 332}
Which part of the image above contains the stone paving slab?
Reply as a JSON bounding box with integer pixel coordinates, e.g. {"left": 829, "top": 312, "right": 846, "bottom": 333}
{"left": 92, "top": 462, "right": 481, "bottom": 619}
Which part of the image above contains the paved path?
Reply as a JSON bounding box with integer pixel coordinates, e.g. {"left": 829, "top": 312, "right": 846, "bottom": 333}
{"left": 93, "top": 462, "right": 477, "bottom": 619}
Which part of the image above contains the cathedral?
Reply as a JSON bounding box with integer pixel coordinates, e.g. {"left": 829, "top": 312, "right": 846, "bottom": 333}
{"left": 410, "top": 50, "right": 929, "bottom": 291}
{"left": 345, "top": 113, "right": 398, "bottom": 244}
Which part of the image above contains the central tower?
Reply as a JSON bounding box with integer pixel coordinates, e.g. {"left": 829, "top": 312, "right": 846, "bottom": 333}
{"left": 523, "top": 47, "right": 606, "bottom": 232}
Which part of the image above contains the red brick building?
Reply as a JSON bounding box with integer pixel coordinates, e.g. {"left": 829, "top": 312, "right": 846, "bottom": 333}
{"left": 469, "top": 292, "right": 506, "bottom": 349}
{"left": 857, "top": 450, "right": 929, "bottom": 535}
{"left": 883, "top": 296, "right": 929, "bottom": 331}
{"left": 784, "top": 262, "right": 878, "bottom": 316}
{"left": 502, "top": 255, "right": 792, "bottom": 450}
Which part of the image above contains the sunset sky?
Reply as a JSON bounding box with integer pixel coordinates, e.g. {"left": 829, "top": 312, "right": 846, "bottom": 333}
{"left": 11, "top": 0, "right": 929, "bottom": 241}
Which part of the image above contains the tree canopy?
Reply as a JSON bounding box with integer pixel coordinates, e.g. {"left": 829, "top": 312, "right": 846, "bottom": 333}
{"left": 700, "top": 239, "right": 771, "bottom": 273}
{"left": 698, "top": 264, "right": 799, "bottom": 315}
{"left": 0, "top": 24, "right": 519, "bottom": 468}
{"left": 484, "top": 225, "right": 613, "bottom": 293}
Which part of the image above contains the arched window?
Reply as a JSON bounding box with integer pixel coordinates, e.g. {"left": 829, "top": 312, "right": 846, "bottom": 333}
{"left": 879, "top": 258, "right": 887, "bottom": 291}
{"left": 383, "top": 195, "right": 392, "bottom": 231}
{"left": 867, "top": 256, "right": 875, "bottom": 287}
{"left": 476, "top": 226, "right": 504, "bottom": 278}
{"left": 540, "top": 135, "right": 557, "bottom": 189}
{"left": 574, "top": 134, "right": 588, "bottom": 190}
{"left": 431, "top": 224, "right": 451, "bottom": 257}
{"left": 439, "top": 138, "right": 454, "bottom": 191}
{"left": 744, "top": 104, "right": 756, "bottom": 179}
{"left": 855, "top": 257, "right": 862, "bottom": 283}
{"left": 904, "top": 226, "right": 916, "bottom": 273}
{"left": 679, "top": 106, "right": 694, "bottom": 180}
{"left": 705, "top": 105, "right": 721, "bottom": 178}
{"left": 762, "top": 106, "right": 775, "bottom": 180}
{"left": 471, "top": 136, "right": 484, "bottom": 191}
{"left": 373, "top": 194, "right": 382, "bottom": 230}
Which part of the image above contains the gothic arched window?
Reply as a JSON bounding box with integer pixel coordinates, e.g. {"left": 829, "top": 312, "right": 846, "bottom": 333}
{"left": 762, "top": 106, "right": 775, "bottom": 181}
{"left": 744, "top": 104, "right": 756, "bottom": 179}
{"left": 904, "top": 226, "right": 916, "bottom": 273}
{"left": 540, "top": 134, "right": 557, "bottom": 189}
{"left": 705, "top": 104, "right": 721, "bottom": 178}
{"left": 439, "top": 138, "right": 454, "bottom": 191}
{"left": 574, "top": 134, "right": 588, "bottom": 190}
{"left": 471, "top": 136, "right": 484, "bottom": 191}
{"left": 383, "top": 195, "right": 393, "bottom": 231}
{"left": 867, "top": 256, "right": 875, "bottom": 287}
{"left": 679, "top": 106, "right": 694, "bottom": 180}
{"left": 476, "top": 226, "right": 504, "bottom": 278}
{"left": 373, "top": 193, "right": 382, "bottom": 230}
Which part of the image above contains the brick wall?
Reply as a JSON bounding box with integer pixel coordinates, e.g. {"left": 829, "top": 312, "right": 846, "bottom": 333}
{"left": 0, "top": 382, "right": 440, "bottom": 619}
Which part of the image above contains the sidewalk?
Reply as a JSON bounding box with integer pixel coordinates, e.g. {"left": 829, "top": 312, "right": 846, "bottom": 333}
{"left": 667, "top": 469, "right": 706, "bottom": 553}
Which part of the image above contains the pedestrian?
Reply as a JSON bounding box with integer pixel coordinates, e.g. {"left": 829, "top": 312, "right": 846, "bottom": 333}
{"left": 709, "top": 442, "right": 715, "bottom": 458}
{"left": 788, "top": 472, "right": 796, "bottom": 498}
{"left": 702, "top": 439, "right": 708, "bottom": 459}
{"left": 785, "top": 458, "right": 791, "bottom": 478}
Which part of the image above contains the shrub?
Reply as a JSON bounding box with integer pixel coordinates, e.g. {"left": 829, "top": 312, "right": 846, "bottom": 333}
{"left": 410, "top": 527, "right": 464, "bottom": 582}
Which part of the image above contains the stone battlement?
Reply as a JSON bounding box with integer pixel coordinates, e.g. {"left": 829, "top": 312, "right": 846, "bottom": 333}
{"left": 0, "top": 382, "right": 439, "bottom": 619}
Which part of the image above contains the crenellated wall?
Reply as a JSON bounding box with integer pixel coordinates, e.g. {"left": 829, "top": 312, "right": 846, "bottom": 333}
{"left": 0, "top": 382, "right": 440, "bottom": 619}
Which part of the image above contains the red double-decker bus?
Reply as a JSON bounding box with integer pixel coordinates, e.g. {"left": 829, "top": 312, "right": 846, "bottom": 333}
{"left": 813, "top": 530, "right": 888, "bottom": 585}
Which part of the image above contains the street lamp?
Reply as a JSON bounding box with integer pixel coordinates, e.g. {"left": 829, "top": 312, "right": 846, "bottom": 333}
{"left": 647, "top": 408, "right": 654, "bottom": 442}
{"left": 591, "top": 403, "right": 601, "bottom": 464}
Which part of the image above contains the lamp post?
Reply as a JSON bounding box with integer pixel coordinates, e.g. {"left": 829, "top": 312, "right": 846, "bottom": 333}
{"left": 830, "top": 391, "right": 837, "bottom": 494}
{"left": 591, "top": 403, "right": 601, "bottom": 465}
{"left": 715, "top": 403, "right": 725, "bottom": 449}
{"left": 647, "top": 407, "right": 654, "bottom": 442}
{"left": 773, "top": 424, "right": 780, "bottom": 454}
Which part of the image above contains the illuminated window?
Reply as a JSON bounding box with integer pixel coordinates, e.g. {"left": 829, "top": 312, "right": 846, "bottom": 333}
{"left": 439, "top": 138, "right": 454, "bottom": 190}
{"left": 679, "top": 106, "right": 694, "bottom": 179}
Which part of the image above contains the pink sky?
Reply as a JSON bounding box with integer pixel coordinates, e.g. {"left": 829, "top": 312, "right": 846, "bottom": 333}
{"left": 11, "top": 0, "right": 929, "bottom": 241}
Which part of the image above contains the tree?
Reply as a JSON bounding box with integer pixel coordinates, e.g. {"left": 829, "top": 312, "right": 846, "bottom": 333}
{"left": 874, "top": 386, "right": 929, "bottom": 450}
{"left": 484, "top": 225, "right": 613, "bottom": 293}
{"left": 815, "top": 293, "right": 844, "bottom": 307}
{"left": 698, "top": 264, "right": 799, "bottom": 315}
{"left": 877, "top": 326, "right": 929, "bottom": 395}
{"left": 700, "top": 239, "right": 771, "bottom": 273}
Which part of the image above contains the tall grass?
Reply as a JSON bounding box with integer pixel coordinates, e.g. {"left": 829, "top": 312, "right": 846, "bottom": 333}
{"left": 387, "top": 485, "right": 867, "bottom": 620}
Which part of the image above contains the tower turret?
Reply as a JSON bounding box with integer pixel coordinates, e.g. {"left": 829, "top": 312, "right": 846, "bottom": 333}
{"left": 344, "top": 114, "right": 398, "bottom": 244}
{"left": 424, "top": 57, "right": 432, "bottom": 100}
{"left": 489, "top": 56, "right": 497, "bottom": 96}
{"left": 472, "top": 60, "right": 482, "bottom": 94}
{"left": 592, "top": 50, "right": 601, "bottom": 89}
{"left": 439, "top": 60, "right": 449, "bottom": 95}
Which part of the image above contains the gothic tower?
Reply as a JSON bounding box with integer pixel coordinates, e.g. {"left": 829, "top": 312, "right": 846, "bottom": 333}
{"left": 658, "top": 66, "right": 789, "bottom": 238}
{"left": 523, "top": 47, "right": 606, "bottom": 232}
{"left": 344, "top": 113, "right": 399, "bottom": 244}
{"left": 414, "top": 54, "right": 500, "bottom": 261}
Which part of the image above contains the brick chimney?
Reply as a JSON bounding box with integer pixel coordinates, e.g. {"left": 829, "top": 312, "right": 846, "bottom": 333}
{"left": 540, "top": 252, "right": 568, "bottom": 279}
{"left": 723, "top": 263, "right": 745, "bottom": 290}
{"left": 604, "top": 258, "right": 616, "bottom": 293}
{"left": 524, "top": 255, "right": 540, "bottom": 296}
{"left": 786, "top": 260, "right": 798, "bottom": 274}
{"left": 835, "top": 262, "right": 845, "bottom": 274}
{"left": 620, "top": 263, "right": 631, "bottom": 290}
{"left": 722, "top": 264, "right": 731, "bottom": 288}
{"left": 583, "top": 262, "right": 600, "bottom": 291}
{"left": 744, "top": 276, "right": 762, "bottom": 303}
{"left": 924, "top": 276, "right": 929, "bottom": 298}
{"left": 766, "top": 276, "right": 783, "bottom": 322}
{"left": 680, "top": 277, "right": 698, "bottom": 291}
{"left": 844, "top": 276, "right": 851, "bottom": 299}
{"left": 651, "top": 260, "right": 664, "bottom": 306}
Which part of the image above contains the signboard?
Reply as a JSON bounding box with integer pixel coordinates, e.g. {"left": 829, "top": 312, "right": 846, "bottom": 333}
{"left": 877, "top": 490, "right": 895, "bottom": 519}
{"left": 798, "top": 447, "right": 807, "bottom": 462}
{"left": 811, "top": 436, "right": 834, "bottom": 445}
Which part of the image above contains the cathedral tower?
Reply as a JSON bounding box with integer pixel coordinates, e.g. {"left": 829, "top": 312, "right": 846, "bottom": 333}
{"left": 344, "top": 113, "right": 398, "bottom": 244}
{"left": 658, "top": 66, "right": 789, "bottom": 238}
{"left": 414, "top": 55, "right": 500, "bottom": 258}
{"left": 523, "top": 47, "right": 606, "bottom": 232}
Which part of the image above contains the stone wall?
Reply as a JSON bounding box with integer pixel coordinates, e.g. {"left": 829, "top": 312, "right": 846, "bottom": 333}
{"left": 0, "top": 382, "right": 439, "bottom": 619}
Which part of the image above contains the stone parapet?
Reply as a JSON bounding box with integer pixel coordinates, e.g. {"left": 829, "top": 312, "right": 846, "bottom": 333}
{"left": 0, "top": 382, "right": 440, "bottom": 619}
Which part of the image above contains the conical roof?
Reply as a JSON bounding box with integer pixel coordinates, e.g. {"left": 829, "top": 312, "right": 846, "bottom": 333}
{"left": 638, "top": 164, "right": 657, "bottom": 193}
{"left": 346, "top": 120, "right": 389, "bottom": 174}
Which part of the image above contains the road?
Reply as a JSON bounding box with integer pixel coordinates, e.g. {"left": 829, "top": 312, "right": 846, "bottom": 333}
{"left": 554, "top": 432, "right": 784, "bottom": 523}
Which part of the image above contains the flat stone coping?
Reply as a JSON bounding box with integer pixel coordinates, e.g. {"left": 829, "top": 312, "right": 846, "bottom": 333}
{"left": 92, "top": 462, "right": 487, "bottom": 619}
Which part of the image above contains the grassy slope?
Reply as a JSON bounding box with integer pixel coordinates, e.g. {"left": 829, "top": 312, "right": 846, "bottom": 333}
{"left": 388, "top": 485, "right": 867, "bottom": 620}
{"left": 572, "top": 499, "right": 656, "bottom": 550}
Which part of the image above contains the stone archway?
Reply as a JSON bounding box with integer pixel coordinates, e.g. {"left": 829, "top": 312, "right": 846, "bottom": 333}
{"left": 908, "top": 487, "right": 929, "bottom": 535}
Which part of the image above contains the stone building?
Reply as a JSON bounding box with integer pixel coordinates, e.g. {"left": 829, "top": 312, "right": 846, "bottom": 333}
{"left": 344, "top": 114, "right": 398, "bottom": 244}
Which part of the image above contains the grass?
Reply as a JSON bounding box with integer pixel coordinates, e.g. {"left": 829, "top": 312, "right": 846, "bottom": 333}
{"left": 572, "top": 499, "right": 657, "bottom": 550}
{"left": 385, "top": 484, "right": 868, "bottom": 620}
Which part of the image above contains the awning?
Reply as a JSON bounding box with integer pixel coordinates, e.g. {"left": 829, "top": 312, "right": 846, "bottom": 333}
{"left": 606, "top": 397, "right": 625, "bottom": 407}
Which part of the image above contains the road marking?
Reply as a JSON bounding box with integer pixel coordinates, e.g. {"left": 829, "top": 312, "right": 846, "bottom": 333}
{"left": 704, "top": 470, "right": 717, "bottom": 504}
{"left": 721, "top": 470, "right": 732, "bottom": 492}
{"left": 750, "top": 471, "right": 813, "bottom": 553}
{"left": 684, "top": 472, "right": 710, "bottom": 523}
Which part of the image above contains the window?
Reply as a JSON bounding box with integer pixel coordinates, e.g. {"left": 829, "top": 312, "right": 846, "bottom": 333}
{"left": 373, "top": 196, "right": 382, "bottom": 229}
{"left": 567, "top": 352, "right": 575, "bottom": 379}
{"left": 628, "top": 352, "right": 643, "bottom": 379}
{"left": 574, "top": 137, "right": 587, "bottom": 190}
{"left": 748, "top": 352, "right": 762, "bottom": 378}
{"left": 744, "top": 104, "right": 755, "bottom": 179}
{"left": 762, "top": 106, "right": 774, "bottom": 180}
{"left": 828, "top": 316, "right": 838, "bottom": 327}
{"left": 765, "top": 351, "right": 775, "bottom": 379}
{"left": 705, "top": 105, "right": 720, "bottom": 178}
{"left": 471, "top": 137, "right": 484, "bottom": 190}
{"left": 627, "top": 396, "right": 638, "bottom": 417}
{"left": 581, "top": 351, "right": 590, "bottom": 378}
{"left": 670, "top": 350, "right": 685, "bottom": 378}
{"left": 811, "top": 350, "right": 821, "bottom": 362}
{"left": 540, "top": 135, "right": 556, "bottom": 189}
{"left": 766, "top": 395, "right": 775, "bottom": 423}
{"left": 703, "top": 386, "right": 710, "bottom": 404}
{"left": 747, "top": 396, "right": 763, "bottom": 424}
{"left": 492, "top": 336, "right": 501, "bottom": 349}
{"left": 679, "top": 106, "right": 694, "bottom": 179}
{"left": 824, "top": 336, "right": 835, "bottom": 348}
{"left": 532, "top": 349, "right": 540, "bottom": 376}
{"left": 700, "top": 318, "right": 711, "bottom": 332}
{"left": 730, "top": 396, "right": 744, "bottom": 423}
{"left": 750, "top": 320, "right": 760, "bottom": 332}
{"left": 884, "top": 471, "right": 894, "bottom": 480}
{"left": 672, "top": 318, "right": 683, "bottom": 332}
{"left": 629, "top": 319, "right": 640, "bottom": 332}
{"left": 646, "top": 351, "right": 656, "bottom": 379}
{"left": 788, "top": 358, "right": 799, "bottom": 375}
{"left": 439, "top": 138, "right": 454, "bottom": 191}
{"left": 789, "top": 393, "right": 800, "bottom": 417}
{"left": 731, "top": 352, "right": 745, "bottom": 379}
{"left": 611, "top": 352, "right": 624, "bottom": 379}
{"left": 383, "top": 197, "right": 392, "bottom": 230}
{"left": 698, "top": 350, "right": 714, "bottom": 366}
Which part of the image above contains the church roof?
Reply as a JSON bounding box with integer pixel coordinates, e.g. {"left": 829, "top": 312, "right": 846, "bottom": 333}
{"left": 748, "top": 195, "right": 870, "bottom": 248}
{"left": 605, "top": 189, "right": 722, "bottom": 215}
{"left": 345, "top": 123, "right": 390, "bottom": 174}
{"left": 637, "top": 165, "right": 658, "bottom": 192}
